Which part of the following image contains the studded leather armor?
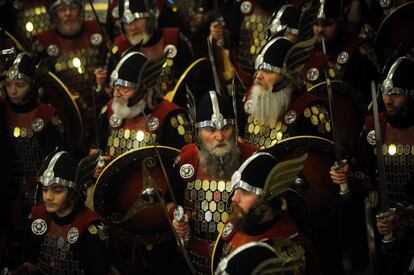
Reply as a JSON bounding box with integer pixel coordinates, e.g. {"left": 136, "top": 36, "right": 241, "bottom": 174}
{"left": 35, "top": 20, "right": 105, "bottom": 142}
{"left": 30, "top": 205, "right": 104, "bottom": 275}
{"left": 104, "top": 99, "right": 191, "bottom": 157}
{"left": 12, "top": 0, "right": 51, "bottom": 51}
{"left": 243, "top": 93, "right": 331, "bottom": 149}
{"left": 237, "top": 12, "right": 270, "bottom": 77}
{"left": 5, "top": 103, "right": 63, "bottom": 205}
{"left": 365, "top": 114, "right": 414, "bottom": 235}
{"left": 178, "top": 142, "right": 256, "bottom": 273}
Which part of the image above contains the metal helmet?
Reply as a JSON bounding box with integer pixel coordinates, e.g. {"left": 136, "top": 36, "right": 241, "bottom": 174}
{"left": 3, "top": 52, "right": 36, "bottom": 82}
{"left": 231, "top": 152, "right": 308, "bottom": 210}
{"left": 110, "top": 51, "right": 148, "bottom": 89}
{"left": 118, "top": 0, "right": 158, "bottom": 33}
{"left": 39, "top": 151, "right": 77, "bottom": 189}
{"left": 38, "top": 150, "right": 99, "bottom": 208}
{"left": 317, "top": 0, "right": 343, "bottom": 22}
{"left": 215, "top": 242, "right": 278, "bottom": 275}
{"left": 255, "top": 37, "right": 293, "bottom": 92}
{"left": 195, "top": 90, "right": 236, "bottom": 130}
{"left": 110, "top": 49, "right": 170, "bottom": 107}
{"left": 379, "top": 56, "right": 414, "bottom": 97}
{"left": 48, "top": 0, "right": 83, "bottom": 15}
{"left": 268, "top": 4, "right": 300, "bottom": 39}
{"left": 379, "top": 55, "right": 414, "bottom": 128}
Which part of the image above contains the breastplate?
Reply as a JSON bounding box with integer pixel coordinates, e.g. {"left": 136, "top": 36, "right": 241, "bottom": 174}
{"left": 244, "top": 116, "right": 290, "bottom": 149}
{"left": 9, "top": 125, "right": 44, "bottom": 204}
{"left": 184, "top": 174, "right": 233, "bottom": 241}
{"left": 15, "top": 5, "right": 50, "bottom": 49}
{"left": 52, "top": 48, "right": 100, "bottom": 109}
{"left": 379, "top": 143, "right": 414, "bottom": 206}
{"left": 237, "top": 13, "right": 270, "bottom": 75}
{"left": 106, "top": 116, "right": 156, "bottom": 158}
{"left": 378, "top": 143, "right": 414, "bottom": 233}
{"left": 37, "top": 221, "right": 85, "bottom": 275}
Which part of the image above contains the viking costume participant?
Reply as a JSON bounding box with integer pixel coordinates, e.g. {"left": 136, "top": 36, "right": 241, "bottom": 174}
{"left": 166, "top": 90, "right": 257, "bottom": 274}
{"left": 92, "top": 52, "right": 192, "bottom": 275}
{"left": 96, "top": 50, "right": 191, "bottom": 162}
{"left": 267, "top": 4, "right": 300, "bottom": 42}
{"left": 331, "top": 56, "right": 414, "bottom": 275}
{"left": 243, "top": 36, "right": 332, "bottom": 149}
{"left": 302, "top": 0, "right": 378, "bottom": 106}
{"left": 34, "top": 0, "right": 106, "bottom": 155}
{"left": 210, "top": 0, "right": 284, "bottom": 87}
{"left": 1, "top": 52, "right": 64, "bottom": 268}
{"left": 211, "top": 152, "right": 319, "bottom": 275}
{"left": 111, "top": 0, "right": 194, "bottom": 90}
{"left": 11, "top": 150, "right": 114, "bottom": 274}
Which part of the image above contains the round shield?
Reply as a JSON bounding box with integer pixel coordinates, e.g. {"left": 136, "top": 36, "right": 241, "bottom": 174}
{"left": 264, "top": 135, "right": 337, "bottom": 216}
{"left": 93, "top": 145, "right": 179, "bottom": 243}
{"left": 164, "top": 57, "right": 211, "bottom": 107}
{"left": 375, "top": 1, "right": 414, "bottom": 66}
{"left": 40, "top": 71, "right": 84, "bottom": 148}
{"left": 307, "top": 80, "right": 365, "bottom": 156}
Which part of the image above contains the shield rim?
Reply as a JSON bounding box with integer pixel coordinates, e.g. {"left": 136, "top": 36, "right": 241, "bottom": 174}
{"left": 92, "top": 145, "right": 180, "bottom": 211}
{"left": 46, "top": 71, "right": 85, "bottom": 144}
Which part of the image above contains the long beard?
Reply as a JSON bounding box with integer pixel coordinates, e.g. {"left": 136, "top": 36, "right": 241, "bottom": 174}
{"left": 199, "top": 136, "right": 240, "bottom": 179}
{"left": 111, "top": 97, "right": 146, "bottom": 120}
{"left": 127, "top": 31, "right": 151, "bottom": 46}
{"left": 250, "top": 83, "right": 293, "bottom": 125}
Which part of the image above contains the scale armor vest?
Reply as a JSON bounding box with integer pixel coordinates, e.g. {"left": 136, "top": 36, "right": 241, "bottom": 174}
{"left": 35, "top": 21, "right": 105, "bottom": 125}
{"left": 366, "top": 115, "right": 414, "bottom": 238}
{"left": 14, "top": 1, "right": 50, "bottom": 50}
{"left": 244, "top": 99, "right": 331, "bottom": 149}
{"left": 6, "top": 104, "right": 62, "bottom": 204}
{"left": 31, "top": 206, "right": 103, "bottom": 275}
{"left": 373, "top": 142, "right": 414, "bottom": 238}
{"left": 237, "top": 13, "right": 270, "bottom": 76}
{"left": 184, "top": 172, "right": 233, "bottom": 242}
{"left": 37, "top": 222, "right": 85, "bottom": 274}
{"left": 105, "top": 100, "right": 190, "bottom": 157}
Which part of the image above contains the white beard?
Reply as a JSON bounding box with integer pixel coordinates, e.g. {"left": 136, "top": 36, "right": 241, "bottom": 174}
{"left": 127, "top": 31, "right": 151, "bottom": 46}
{"left": 111, "top": 97, "right": 146, "bottom": 120}
{"left": 250, "top": 83, "right": 293, "bottom": 126}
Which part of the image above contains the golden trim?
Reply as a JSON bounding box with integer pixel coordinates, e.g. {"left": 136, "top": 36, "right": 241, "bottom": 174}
{"left": 211, "top": 224, "right": 225, "bottom": 275}
{"left": 47, "top": 71, "right": 85, "bottom": 143}
{"left": 272, "top": 135, "right": 334, "bottom": 145}
{"left": 375, "top": 2, "right": 414, "bottom": 47}
{"left": 306, "top": 80, "right": 344, "bottom": 92}
{"left": 0, "top": 28, "right": 25, "bottom": 51}
{"left": 164, "top": 58, "right": 208, "bottom": 102}
{"left": 92, "top": 145, "right": 180, "bottom": 210}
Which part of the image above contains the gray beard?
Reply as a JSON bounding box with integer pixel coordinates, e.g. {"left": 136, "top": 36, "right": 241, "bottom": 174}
{"left": 199, "top": 140, "right": 241, "bottom": 179}
{"left": 111, "top": 97, "right": 146, "bottom": 120}
{"left": 127, "top": 31, "right": 151, "bottom": 46}
{"left": 250, "top": 83, "right": 293, "bottom": 126}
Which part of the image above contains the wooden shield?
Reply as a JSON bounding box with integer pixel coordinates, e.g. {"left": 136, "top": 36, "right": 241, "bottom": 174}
{"left": 93, "top": 145, "right": 179, "bottom": 244}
